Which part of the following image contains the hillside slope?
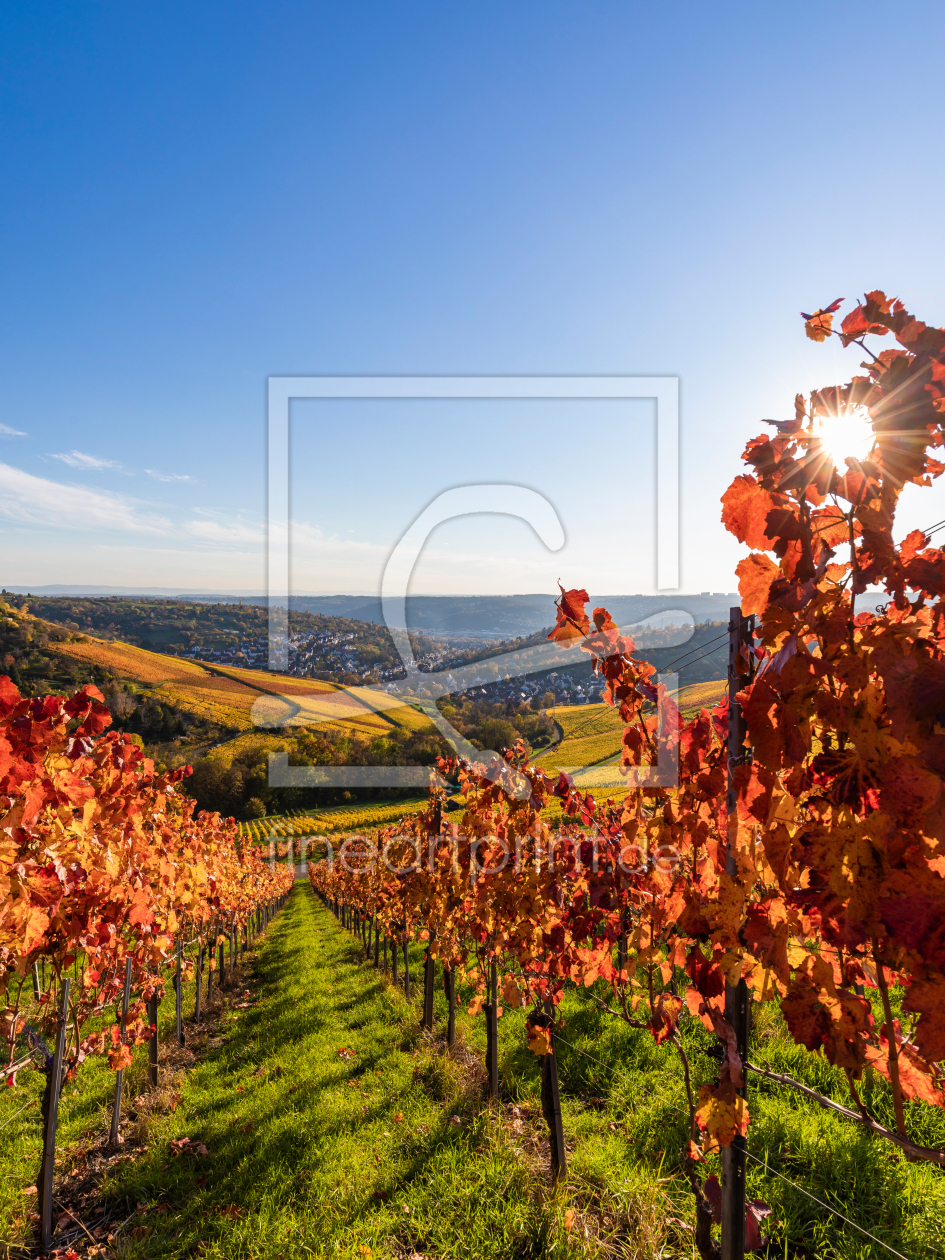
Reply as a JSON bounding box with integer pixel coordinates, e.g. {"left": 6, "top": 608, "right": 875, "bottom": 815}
{"left": 535, "top": 679, "right": 727, "bottom": 789}
{"left": 0, "top": 599, "right": 449, "bottom": 816}
{"left": 0, "top": 597, "right": 727, "bottom": 823}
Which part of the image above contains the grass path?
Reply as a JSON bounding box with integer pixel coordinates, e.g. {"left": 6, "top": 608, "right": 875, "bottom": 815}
{"left": 52, "top": 887, "right": 583, "bottom": 1260}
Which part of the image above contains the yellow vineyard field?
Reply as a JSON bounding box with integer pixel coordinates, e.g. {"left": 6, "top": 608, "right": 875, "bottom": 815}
{"left": 57, "top": 640, "right": 258, "bottom": 730}
{"left": 536, "top": 730, "right": 623, "bottom": 773}
{"left": 383, "top": 703, "right": 440, "bottom": 734}
{"left": 538, "top": 680, "right": 726, "bottom": 787}
{"left": 206, "top": 731, "right": 293, "bottom": 766}
{"left": 240, "top": 796, "right": 430, "bottom": 842}
{"left": 678, "top": 678, "right": 727, "bottom": 719}
{"left": 554, "top": 703, "right": 625, "bottom": 741}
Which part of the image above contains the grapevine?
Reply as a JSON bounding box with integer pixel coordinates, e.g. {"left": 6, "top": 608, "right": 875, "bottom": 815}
{"left": 0, "top": 677, "right": 294, "bottom": 1088}
{"left": 309, "top": 290, "right": 945, "bottom": 1256}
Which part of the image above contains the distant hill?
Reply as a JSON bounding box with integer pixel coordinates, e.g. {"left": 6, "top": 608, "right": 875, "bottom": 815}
{"left": 4, "top": 586, "right": 742, "bottom": 635}
{"left": 0, "top": 591, "right": 558, "bottom": 684}
{"left": 0, "top": 597, "right": 449, "bottom": 818}
{"left": 229, "top": 591, "right": 743, "bottom": 635}
{"left": 181, "top": 590, "right": 740, "bottom": 636}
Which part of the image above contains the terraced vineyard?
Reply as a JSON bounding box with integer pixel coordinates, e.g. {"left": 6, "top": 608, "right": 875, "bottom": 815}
{"left": 535, "top": 678, "right": 726, "bottom": 795}
{"left": 237, "top": 680, "right": 731, "bottom": 836}
{"left": 678, "top": 677, "right": 726, "bottom": 719}
{"left": 204, "top": 665, "right": 408, "bottom": 739}
{"left": 57, "top": 638, "right": 261, "bottom": 730}
{"left": 240, "top": 797, "right": 430, "bottom": 841}
{"left": 38, "top": 624, "right": 440, "bottom": 745}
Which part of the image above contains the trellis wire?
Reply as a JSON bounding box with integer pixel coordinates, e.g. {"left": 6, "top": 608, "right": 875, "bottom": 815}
{"left": 552, "top": 1033, "right": 913, "bottom": 1260}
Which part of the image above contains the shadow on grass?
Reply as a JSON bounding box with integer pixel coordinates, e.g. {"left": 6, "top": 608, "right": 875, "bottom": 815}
{"left": 94, "top": 888, "right": 557, "bottom": 1260}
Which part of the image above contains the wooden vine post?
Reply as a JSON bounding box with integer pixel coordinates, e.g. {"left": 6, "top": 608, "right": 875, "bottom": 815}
{"left": 422, "top": 797, "right": 442, "bottom": 1031}
{"left": 484, "top": 959, "right": 499, "bottom": 1099}
{"left": 109, "top": 958, "right": 133, "bottom": 1146}
{"left": 540, "top": 1001, "right": 567, "bottom": 1182}
{"left": 721, "top": 606, "right": 755, "bottom": 1260}
{"left": 195, "top": 941, "right": 204, "bottom": 1022}
{"left": 38, "top": 978, "right": 70, "bottom": 1253}
{"left": 617, "top": 906, "right": 627, "bottom": 975}
{"left": 147, "top": 994, "right": 159, "bottom": 1088}
{"left": 444, "top": 964, "right": 456, "bottom": 1048}
{"left": 175, "top": 939, "right": 184, "bottom": 1046}
{"left": 422, "top": 930, "right": 436, "bottom": 1031}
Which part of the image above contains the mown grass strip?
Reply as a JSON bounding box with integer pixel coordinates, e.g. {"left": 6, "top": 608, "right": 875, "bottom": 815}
{"left": 19, "top": 888, "right": 583, "bottom": 1260}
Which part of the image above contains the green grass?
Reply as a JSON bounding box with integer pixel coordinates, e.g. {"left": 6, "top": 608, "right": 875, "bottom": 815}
{"left": 538, "top": 991, "right": 945, "bottom": 1260}
{"left": 0, "top": 892, "right": 600, "bottom": 1259}
{"left": 387, "top": 933, "right": 945, "bottom": 1260}
{"left": 3, "top": 893, "right": 943, "bottom": 1260}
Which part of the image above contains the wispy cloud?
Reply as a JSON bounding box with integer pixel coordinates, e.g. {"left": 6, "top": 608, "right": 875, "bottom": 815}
{"left": 146, "top": 469, "right": 194, "bottom": 482}
{"left": 185, "top": 518, "right": 263, "bottom": 544}
{"left": 0, "top": 423, "right": 26, "bottom": 437}
{"left": 0, "top": 462, "right": 170, "bottom": 534}
{"left": 49, "top": 449, "right": 123, "bottom": 471}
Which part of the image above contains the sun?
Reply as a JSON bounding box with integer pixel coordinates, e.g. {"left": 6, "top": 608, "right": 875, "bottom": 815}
{"left": 816, "top": 404, "right": 875, "bottom": 469}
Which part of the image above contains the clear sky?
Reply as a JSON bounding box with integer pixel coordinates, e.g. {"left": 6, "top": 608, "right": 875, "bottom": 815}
{"left": 2, "top": 1, "right": 944, "bottom": 597}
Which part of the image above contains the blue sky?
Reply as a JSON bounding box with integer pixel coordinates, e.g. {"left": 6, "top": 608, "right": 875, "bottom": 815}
{"left": 1, "top": 1, "right": 944, "bottom": 595}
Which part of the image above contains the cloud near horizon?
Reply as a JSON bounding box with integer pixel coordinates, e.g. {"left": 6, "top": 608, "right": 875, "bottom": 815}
{"left": 0, "top": 461, "right": 170, "bottom": 534}
{"left": 0, "top": 463, "right": 622, "bottom": 594}
{"left": 184, "top": 517, "right": 263, "bottom": 544}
